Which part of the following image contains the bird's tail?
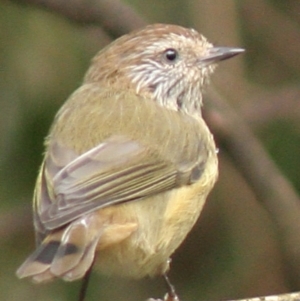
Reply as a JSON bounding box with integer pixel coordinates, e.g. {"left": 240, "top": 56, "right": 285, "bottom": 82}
{"left": 16, "top": 216, "right": 103, "bottom": 283}
{"left": 16, "top": 210, "right": 138, "bottom": 283}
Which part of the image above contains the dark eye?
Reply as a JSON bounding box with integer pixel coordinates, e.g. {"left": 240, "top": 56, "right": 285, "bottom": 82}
{"left": 163, "top": 48, "right": 179, "bottom": 63}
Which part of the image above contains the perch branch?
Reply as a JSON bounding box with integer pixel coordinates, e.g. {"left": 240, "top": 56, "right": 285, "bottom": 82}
{"left": 227, "top": 292, "right": 300, "bottom": 301}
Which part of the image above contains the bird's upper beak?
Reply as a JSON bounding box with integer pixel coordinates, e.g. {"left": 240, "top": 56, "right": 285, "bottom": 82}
{"left": 200, "top": 47, "right": 245, "bottom": 65}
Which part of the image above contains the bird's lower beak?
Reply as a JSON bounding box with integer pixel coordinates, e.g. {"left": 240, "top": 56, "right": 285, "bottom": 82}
{"left": 200, "top": 47, "right": 245, "bottom": 65}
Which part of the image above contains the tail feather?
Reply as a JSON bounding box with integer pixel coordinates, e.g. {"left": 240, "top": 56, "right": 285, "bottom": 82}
{"left": 32, "top": 269, "right": 55, "bottom": 283}
{"left": 16, "top": 240, "right": 60, "bottom": 279}
{"left": 62, "top": 237, "right": 99, "bottom": 281}
{"left": 16, "top": 212, "right": 138, "bottom": 282}
{"left": 16, "top": 215, "right": 103, "bottom": 282}
{"left": 50, "top": 223, "right": 89, "bottom": 276}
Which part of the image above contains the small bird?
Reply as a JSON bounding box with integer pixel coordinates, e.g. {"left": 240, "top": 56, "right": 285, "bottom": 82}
{"left": 16, "top": 24, "right": 243, "bottom": 301}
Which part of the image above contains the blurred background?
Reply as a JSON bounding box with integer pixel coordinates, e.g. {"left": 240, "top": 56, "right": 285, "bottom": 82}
{"left": 1, "top": 0, "right": 300, "bottom": 300}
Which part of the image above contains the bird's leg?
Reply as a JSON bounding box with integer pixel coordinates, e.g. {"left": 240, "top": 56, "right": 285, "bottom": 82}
{"left": 146, "top": 259, "right": 179, "bottom": 301}
{"left": 163, "top": 273, "right": 179, "bottom": 301}
{"left": 78, "top": 260, "right": 95, "bottom": 301}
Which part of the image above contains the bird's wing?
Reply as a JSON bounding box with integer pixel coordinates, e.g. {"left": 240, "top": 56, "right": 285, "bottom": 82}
{"left": 36, "top": 135, "right": 206, "bottom": 231}
{"left": 33, "top": 85, "right": 212, "bottom": 234}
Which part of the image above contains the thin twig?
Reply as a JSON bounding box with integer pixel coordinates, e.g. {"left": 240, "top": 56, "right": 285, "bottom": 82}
{"left": 227, "top": 291, "right": 300, "bottom": 301}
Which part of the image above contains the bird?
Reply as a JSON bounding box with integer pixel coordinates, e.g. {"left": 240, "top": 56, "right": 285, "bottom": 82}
{"left": 16, "top": 23, "right": 244, "bottom": 301}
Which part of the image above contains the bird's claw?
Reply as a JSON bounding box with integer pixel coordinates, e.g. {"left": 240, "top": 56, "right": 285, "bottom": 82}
{"left": 164, "top": 290, "right": 180, "bottom": 301}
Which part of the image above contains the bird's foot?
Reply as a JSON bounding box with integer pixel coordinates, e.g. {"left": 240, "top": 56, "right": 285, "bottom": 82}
{"left": 146, "top": 293, "right": 180, "bottom": 301}
{"left": 164, "top": 291, "right": 180, "bottom": 301}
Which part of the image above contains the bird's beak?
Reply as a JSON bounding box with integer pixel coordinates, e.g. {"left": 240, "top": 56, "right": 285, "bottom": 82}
{"left": 200, "top": 47, "right": 245, "bottom": 65}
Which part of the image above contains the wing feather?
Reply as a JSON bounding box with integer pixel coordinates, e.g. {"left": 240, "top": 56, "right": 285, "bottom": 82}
{"left": 38, "top": 136, "right": 180, "bottom": 230}
{"left": 33, "top": 86, "right": 211, "bottom": 233}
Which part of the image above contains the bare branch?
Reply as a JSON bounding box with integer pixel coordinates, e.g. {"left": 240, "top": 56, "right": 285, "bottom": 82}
{"left": 148, "top": 292, "right": 300, "bottom": 301}
{"left": 228, "top": 292, "right": 300, "bottom": 301}
{"left": 8, "top": 0, "right": 146, "bottom": 38}
{"left": 239, "top": 86, "right": 300, "bottom": 128}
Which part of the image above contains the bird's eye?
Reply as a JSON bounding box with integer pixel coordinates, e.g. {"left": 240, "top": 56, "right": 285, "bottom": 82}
{"left": 163, "top": 48, "right": 179, "bottom": 63}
